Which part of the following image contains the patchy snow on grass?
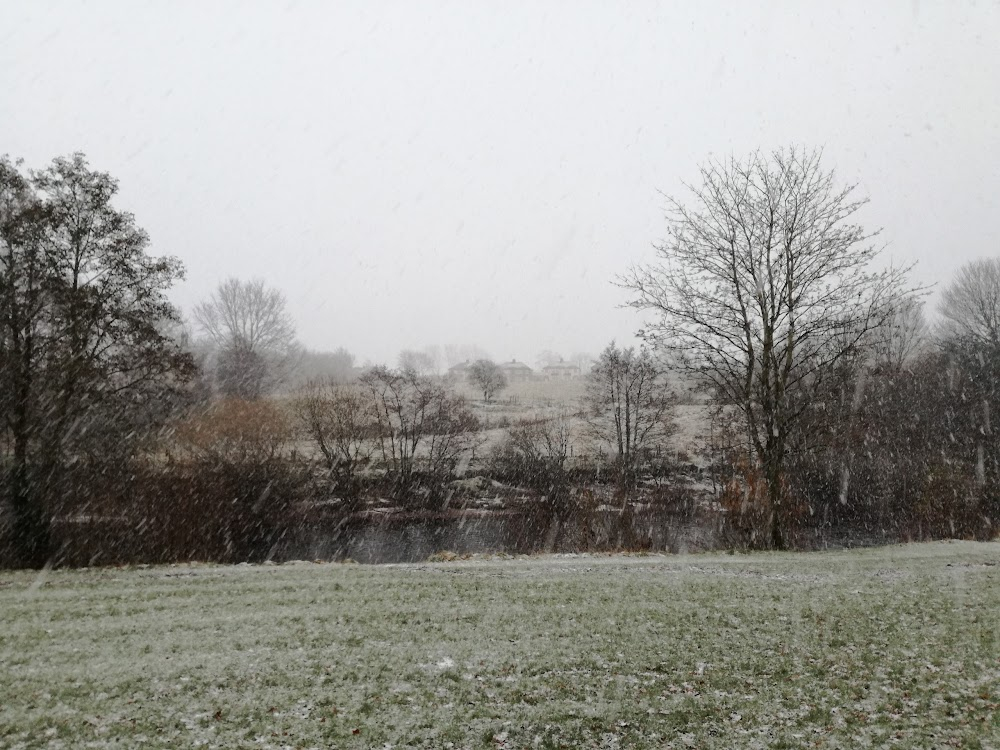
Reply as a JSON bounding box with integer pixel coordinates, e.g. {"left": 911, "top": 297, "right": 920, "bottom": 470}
{"left": 1, "top": 541, "right": 999, "bottom": 748}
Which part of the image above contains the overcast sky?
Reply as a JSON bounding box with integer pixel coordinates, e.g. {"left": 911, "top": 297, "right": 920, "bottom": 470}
{"left": 2, "top": 1, "right": 999, "bottom": 366}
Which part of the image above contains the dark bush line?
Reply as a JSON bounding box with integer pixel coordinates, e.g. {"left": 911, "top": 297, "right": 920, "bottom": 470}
{"left": 1, "top": 445, "right": 994, "bottom": 569}
{"left": 0, "top": 456, "right": 312, "bottom": 568}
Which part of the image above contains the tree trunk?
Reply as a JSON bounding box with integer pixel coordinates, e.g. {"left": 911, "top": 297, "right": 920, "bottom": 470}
{"left": 766, "top": 460, "right": 786, "bottom": 551}
{"left": 10, "top": 435, "right": 51, "bottom": 568}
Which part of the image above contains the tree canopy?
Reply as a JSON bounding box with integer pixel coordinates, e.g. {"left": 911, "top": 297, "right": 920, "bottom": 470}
{"left": 0, "top": 153, "right": 193, "bottom": 565}
{"left": 194, "top": 277, "right": 298, "bottom": 398}
{"left": 468, "top": 359, "right": 508, "bottom": 403}
{"left": 622, "top": 147, "right": 913, "bottom": 548}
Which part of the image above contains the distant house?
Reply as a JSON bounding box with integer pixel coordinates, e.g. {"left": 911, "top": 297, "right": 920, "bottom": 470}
{"left": 499, "top": 359, "right": 533, "bottom": 383}
{"left": 447, "top": 360, "right": 474, "bottom": 381}
{"left": 542, "top": 360, "right": 581, "bottom": 380}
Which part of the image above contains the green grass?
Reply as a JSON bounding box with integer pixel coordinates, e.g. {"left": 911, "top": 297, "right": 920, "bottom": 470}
{"left": 2, "top": 542, "right": 998, "bottom": 748}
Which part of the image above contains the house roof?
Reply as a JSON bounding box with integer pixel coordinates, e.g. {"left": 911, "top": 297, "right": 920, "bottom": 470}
{"left": 499, "top": 359, "right": 532, "bottom": 372}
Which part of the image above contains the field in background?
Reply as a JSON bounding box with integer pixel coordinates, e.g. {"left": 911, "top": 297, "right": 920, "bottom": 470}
{"left": 457, "top": 378, "right": 592, "bottom": 459}
{"left": 2, "top": 542, "right": 998, "bottom": 748}
{"left": 284, "top": 375, "right": 711, "bottom": 471}
{"left": 453, "top": 378, "right": 710, "bottom": 464}
{"left": 453, "top": 377, "right": 588, "bottom": 410}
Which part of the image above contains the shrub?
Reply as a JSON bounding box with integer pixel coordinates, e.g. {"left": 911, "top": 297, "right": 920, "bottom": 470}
{"left": 718, "top": 454, "right": 807, "bottom": 550}
{"left": 172, "top": 398, "right": 292, "bottom": 464}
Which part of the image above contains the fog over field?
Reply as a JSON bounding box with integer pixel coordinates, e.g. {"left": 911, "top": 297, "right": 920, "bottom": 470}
{"left": 2, "top": 2, "right": 999, "bottom": 363}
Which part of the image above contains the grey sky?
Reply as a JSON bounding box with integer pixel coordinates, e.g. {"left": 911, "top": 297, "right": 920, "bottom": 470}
{"left": 2, "top": 1, "right": 998, "bottom": 366}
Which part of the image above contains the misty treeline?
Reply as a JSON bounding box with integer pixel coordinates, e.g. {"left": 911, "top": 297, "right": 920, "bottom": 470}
{"left": 1, "top": 150, "right": 997, "bottom": 568}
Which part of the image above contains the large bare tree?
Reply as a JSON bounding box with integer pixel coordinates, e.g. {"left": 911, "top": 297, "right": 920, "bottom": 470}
{"left": 193, "top": 277, "right": 297, "bottom": 398}
{"left": 938, "top": 257, "right": 1000, "bottom": 347}
{"left": 622, "top": 147, "right": 912, "bottom": 548}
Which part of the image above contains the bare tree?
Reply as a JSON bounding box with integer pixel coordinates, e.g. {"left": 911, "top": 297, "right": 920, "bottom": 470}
{"left": 869, "top": 296, "right": 930, "bottom": 371}
{"left": 621, "top": 147, "right": 912, "bottom": 548}
{"left": 423, "top": 387, "right": 482, "bottom": 487}
{"left": 193, "top": 278, "right": 297, "bottom": 398}
{"left": 938, "top": 257, "right": 1000, "bottom": 347}
{"left": 936, "top": 258, "right": 1000, "bottom": 526}
{"left": 422, "top": 344, "right": 443, "bottom": 374}
{"left": 215, "top": 346, "right": 271, "bottom": 400}
{"left": 194, "top": 277, "right": 294, "bottom": 352}
{"left": 491, "top": 415, "right": 571, "bottom": 496}
{"left": 292, "top": 379, "right": 376, "bottom": 502}
{"left": 468, "top": 358, "right": 508, "bottom": 403}
{"left": 583, "top": 342, "right": 675, "bottom": 486}
{"left": 398, "top": 349, "right": 438, "bottom": 376}
{"left": 360, "top": 366, "right": 480, "bottom": 500}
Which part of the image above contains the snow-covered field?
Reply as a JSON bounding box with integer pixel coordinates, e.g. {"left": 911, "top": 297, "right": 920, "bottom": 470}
{"left": 2, "top": 543, "right": 998, "bottom": 749}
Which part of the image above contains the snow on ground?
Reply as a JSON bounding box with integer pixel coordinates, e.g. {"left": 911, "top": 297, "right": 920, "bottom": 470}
{"left": 1, "top": 542, "right": 998, "bottom": 748}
